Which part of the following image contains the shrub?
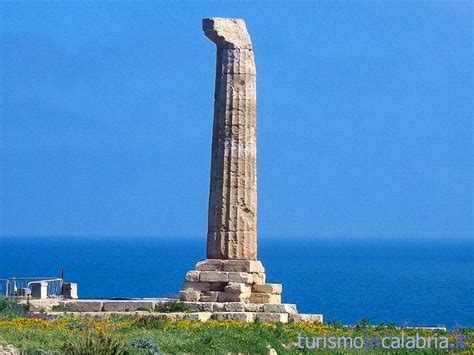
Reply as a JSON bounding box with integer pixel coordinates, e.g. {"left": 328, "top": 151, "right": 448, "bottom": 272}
{"left": 130, "top": 337, "right": 160, "bottom": 354}
{"left": 28, "top": 312, "right": 55, "bottom": 320}
{"left": 0, "top": 298, "right": 28, "bottom": 318}
{"left": 62, "top": 330, "right": 129, "bottom": 354}
{"left": 155, "top": 302, "right": 191, "bottom": 313}
{"left": 136, "top": 307, "right": 152, "bottom": 312}
{"left": 66, "top": 319, "right": 87, "bottom": 331}
{"left": 134, "top": 316, "right": 166, "bottom": 329}
{"left": 327, "top": 319, "right": 344, "bottom": 329}
{"left": 356, "top": 317, "right": 371, "bottom": 329}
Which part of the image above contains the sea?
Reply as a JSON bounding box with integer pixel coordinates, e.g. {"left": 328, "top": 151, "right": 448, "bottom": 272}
{"left": 1, "top": 236, "right": 473, "bottom": 329}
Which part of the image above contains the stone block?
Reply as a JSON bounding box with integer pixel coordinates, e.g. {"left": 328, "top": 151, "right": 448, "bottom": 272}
{"left": 182, "top": 281, "right": 211, "bottom": 291}
{"left": 290, "top": 313, "right": 323, "bottom": 323}
{"left": 263, "top": 303, "right": 297, "bottom": 315}
{"left": 222, "top": 260, "right": 264, "bottom": 273}
{"left": 209, "top": 282, "right": 227, "bottom": 291}
{"left": 224, "top": 283, "right": 251, "bottom": 293}
{"left": 199, "top": 271, "right": 228, "bottom": 282}
{"left": 27, "top": 299, "right": 60, "bottom": 312}
{"left": 154, "top": 312, "right": 186, "bottom": 321}
{"left": 249, "top": 294, "right": 281, "bottom": 304}
{"left": 243, "top": 303, "right": 264, "bottom": 312}
{"left": 185, "top": 271, "right": 200, "bottom": 282}
{"left": 195, "top": 259, "right": 223, "bottom": 271}
{"left": 255, "top": 313, "right": 288, "bottom": 323}
{"left": 200, "top": 291, "right": 220, "bottom": 302}
{"left": 219, "top": 292, "right": 251, "bottom": 302}
{"left": 251, "top": 272, "right": 266, "bottom": 285}
{"left": 102, "top": 301, "right": 154, "bottom": 312}
{"left": 179, "top": 290, "right": 201, "bottom": 302}
{"left": 181, "top": 302, "right": 214, "bottom": 312}
{"left": 154, "top": 299, "right": 177, "bottom": 309}
{"left": 0, "top": 342, "right": 19, "bottom": 355}
{"left": 64, "top": 301, "right": 103, "bottom": 312}
{"left": 184, "top": 312, "right": 213, "bottom": 321}
{"left": 252, "top": 283, "right": 282, "bottom": 294}
{"left": 228, "top": 272, "right": 253, "bottom": 283}
{"left": 213, "top": 302, "right": 225, "bottom": 312}
{"left": 223, "top": 302, "right": 245, "bottom": 312}
{"left": 197, "top": 302, "right": 214, "bottom": 312}
{"left": 211, "top": 312, "right": 255, "bottom": 322}
{"left": 180, "top": 302, "right": 201, "bottom": 312}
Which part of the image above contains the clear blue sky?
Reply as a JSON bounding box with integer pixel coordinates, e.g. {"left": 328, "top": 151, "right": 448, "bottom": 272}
{"left": 0, "top": 1, "right": 472, "bottom": 239}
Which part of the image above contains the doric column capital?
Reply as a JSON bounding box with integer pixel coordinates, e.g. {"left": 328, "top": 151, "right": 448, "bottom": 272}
{"left": 202, "top": 17, "right": 252, "bottom": 49}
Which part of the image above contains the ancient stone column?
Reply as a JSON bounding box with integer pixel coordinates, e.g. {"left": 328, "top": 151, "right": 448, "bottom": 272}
{"left": 179, "top": 18, "right": 282, "bottom": 304}
{"left": 204, "top": 17, "right": 257, "bottom": 260}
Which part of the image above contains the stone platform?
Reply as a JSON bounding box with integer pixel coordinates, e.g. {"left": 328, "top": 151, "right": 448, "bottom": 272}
{"left": 25, "top": 298, "right": 323, "bottom": 324}
{"left": 180, "top": 259, "right": 282, "bottom": 304}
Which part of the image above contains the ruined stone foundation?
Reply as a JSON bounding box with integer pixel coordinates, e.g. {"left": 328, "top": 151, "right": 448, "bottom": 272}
{"left": 179, "top": 259, "right": 282, "bottom": 304}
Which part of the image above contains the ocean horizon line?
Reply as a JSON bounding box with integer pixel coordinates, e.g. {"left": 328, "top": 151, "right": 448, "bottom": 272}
{"left": 1, "top": 234, "right": 472, "bottom": 243}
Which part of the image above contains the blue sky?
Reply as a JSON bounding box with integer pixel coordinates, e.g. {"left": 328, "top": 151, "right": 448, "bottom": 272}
{"left": 0, "top": 1, "right": 472, "bottom": 239}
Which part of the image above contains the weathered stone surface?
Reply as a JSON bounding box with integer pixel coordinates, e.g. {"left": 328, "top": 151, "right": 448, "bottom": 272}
{"left": 255, "top": 313, "right": 289, "bottom": 323}
{"left": 51, "top": 311, "right": 187, "bottom": 320}
{"left": 0, "top": 342, "right": 20, "bottom": 355}
{"left": 183, "top": 302, "right": 215, "bottom": 312}
{"left": 204, "top": 17, "right": 257, "bottom": 261}
{"left": 185, "top": 271, "right": 201, "bottom": 281}
{"left": 179, "top": 290, "right": 201, "bottom": 302}
{"left": 251, "top": 272, "right": 266, "bottom": 285}
{"left": 209, "top": 282, "right": 227, "bottom": 291}
{"left": 249, "top": 294, "right": 281, "bottom": 304}
{"left": 252, "top": 283, "right": 282, "bottom": 295}
{"left": 102, "top": 301, "right": 154, "bottom": 312}
{"left": 228, "top": 272, "right": 253, "bottom": 283}
{"left": 32, "top": 298, "right": 318, "bottom": 325}
{"left": 212, "top": 312, "right": 255, "bottom": 322}
{"left": 224, "top": 283, "right": 251, "bottom": 293}
{"left": 289, "top": 313, "right": 324, "bottom": 323}
{"left": 181, "top": 281, "right": 211, "bottom": 291}
{"left": 26, "top": 299, "right": 60, "bottom": 312}
{"left": 203, "top": 18, "right": 252, "bottom": 49}
{"left": 199, "top": 271, "right": 229, "bottom": 282}
{"left": 195, "top": 259, "right": 223, "bottom": 271}
{"left": 222, "top": 260, "right": 264, "bottom": 273}
{"left": 243, "top": 303, "right": 264, "bottom": 312}
{"left": 223, "top": 302, "right": 245, "bottom": 312}
{"left": 153, "top": 312, "right": 187, "bottom": 321}
{"left": 183, "top": 312, "right": 213, "bottom": 322}
{"left": 200, "top": 291, "right": 220, "bottom": 302}
{"left": 213, "top": 302, "right": 226, "bottom": 312}
{"left": 218, "top": 292, "right": 250, "bottom": 302}
{"left": 63, "top": 301, "right": 103, "bottom": 312}
{"left": 263, "top": 303, "right": 297, "bottom": 315}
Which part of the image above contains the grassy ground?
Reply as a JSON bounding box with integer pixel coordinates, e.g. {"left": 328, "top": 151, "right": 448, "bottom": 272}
{"left": 0, "top": 301, "right": 472, "bottom": 354}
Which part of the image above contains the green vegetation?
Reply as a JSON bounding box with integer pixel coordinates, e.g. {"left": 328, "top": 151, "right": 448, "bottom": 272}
{"left": 154, "top": 301, "right": 192, "bottom": 313}
{"left": 0, "top": 298, "right": 28, "bottom": 318}
{"left": 0, "top": 303, "right": 472, "bottom": 354}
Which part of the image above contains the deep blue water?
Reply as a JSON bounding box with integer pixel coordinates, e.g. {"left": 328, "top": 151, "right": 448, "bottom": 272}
{"left": 1, "top": 236, "right": 473, "bottom": 328}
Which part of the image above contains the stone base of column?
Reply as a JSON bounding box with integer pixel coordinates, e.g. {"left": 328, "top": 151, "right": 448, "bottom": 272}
{"left": 179, "top": 259, "right": 282, "bottom": 304}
